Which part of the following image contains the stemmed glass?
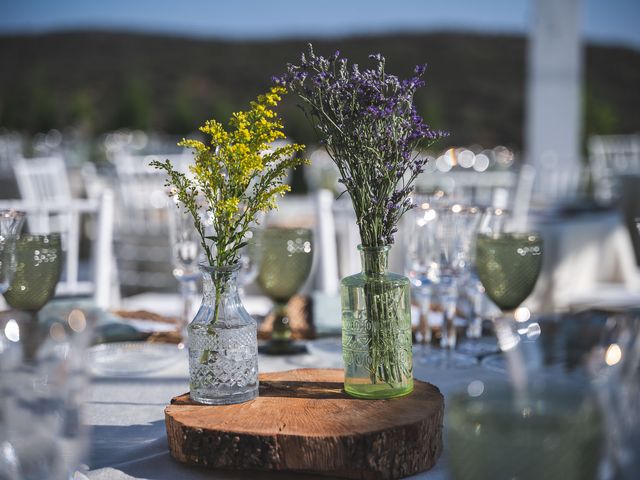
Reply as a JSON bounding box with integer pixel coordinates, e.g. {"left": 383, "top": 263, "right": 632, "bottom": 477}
{"left": 0, "top": 233, "right": 91, "bottom": 480}
{"left": 429, "top": 203, "right": 481, "bottom": 367}
{"left": 0, "top": 209, "right": 26, "bottom": 294}
{"left": 4, "top": 234, "right": 63, "bottom": 328}
{"left": 404, "top": 199, "right": 439, "bottom": 357}
{"left": 475, "top": 230, "right": 543, "bottom": 373}
{"left": 168, "top": 202, "right": 202, "bottom": 342}
{"left": 457, "top": 206, "right": 508, "bottom": 356}
{"left": 257, "top": 227, "right": 313, "bottom": 355}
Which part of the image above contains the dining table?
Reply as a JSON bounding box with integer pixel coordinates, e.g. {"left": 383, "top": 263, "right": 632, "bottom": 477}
{"left": 84, "top": 338, "right": 507, "bottom": 480}
{"left": 37, "top": 292, "right": 630, "bottom": 480}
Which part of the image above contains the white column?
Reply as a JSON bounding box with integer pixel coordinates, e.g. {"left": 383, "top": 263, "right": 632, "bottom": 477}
{"left": 525, "top": 0, "right": 583, "bottom": 179}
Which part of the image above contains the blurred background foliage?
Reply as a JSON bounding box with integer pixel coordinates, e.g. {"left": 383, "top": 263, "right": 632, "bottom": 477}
{"left": 0, "top": 31, "right": 638, "bottom": 152}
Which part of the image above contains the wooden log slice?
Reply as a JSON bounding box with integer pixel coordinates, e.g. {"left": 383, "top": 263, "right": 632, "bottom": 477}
{"left": 165, "top": 368, "right": 443, "bottom": 480}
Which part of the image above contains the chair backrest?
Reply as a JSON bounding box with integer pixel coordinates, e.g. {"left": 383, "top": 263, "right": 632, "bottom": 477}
{"left": 417, "top": 169, "right": 518, "bottom": 208}
{"left": 0, "top": 191, "right": 118, "bottom": 308}
{"left": 313, "top": 190, "right": 340, "bottom": 295}
{"left": 0, "top": 132, "right": 23, "bottom": 174}
{"left": 112, "top": 152, "right": 190, "bottom": 235}
{"left": 110, "top": 152, "right": 191, "bottom": 293}
{"left": 13, "top": 155, "right": 74, "bottom": 235}
{"left": 13, "top": 156, "right": 72, "bottom": 204}
{"left": 589, "top": 134, "right": 640, "bottom": 204}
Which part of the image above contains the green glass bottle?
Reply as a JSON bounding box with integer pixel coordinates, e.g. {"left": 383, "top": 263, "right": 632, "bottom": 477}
{"left": 341, "top": 245, "right": 413, "bottom": 399}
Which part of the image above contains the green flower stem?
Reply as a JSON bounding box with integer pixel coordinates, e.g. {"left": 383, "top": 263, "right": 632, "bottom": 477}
{"left": 361, "top": 248, "right": 410, "bottom": 386}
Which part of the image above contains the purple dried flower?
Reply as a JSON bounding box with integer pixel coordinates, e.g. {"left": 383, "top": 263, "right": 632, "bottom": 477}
{"left": 276, "top": 43, "right": 447, "bottom": 247}
{"left": 414, "top": 64, "right": 427, "bottom": 75}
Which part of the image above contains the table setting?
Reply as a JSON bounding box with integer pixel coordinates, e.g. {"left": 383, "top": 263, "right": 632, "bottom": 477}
{"left": 0, "top": 44, "right": 639, "bottom": 480}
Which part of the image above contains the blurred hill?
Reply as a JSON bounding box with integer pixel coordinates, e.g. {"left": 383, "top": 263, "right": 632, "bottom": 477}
{"left": 0, "top": 30, "right": 638, "bottom": 151}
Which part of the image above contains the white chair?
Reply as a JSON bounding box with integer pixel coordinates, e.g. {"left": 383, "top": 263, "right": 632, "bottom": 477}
{"left": 417, "top": 168, "right": 518, "bottom": 208}
{"left": 313, "top": 190, "right": 340, "bottom": 295}
{"left": 0, "top": 131, "right": 23, "bottom": 175}
{"left": 13, "top": 155, "right": 87, "bottom": 295}
{"left": 112, "top": 152, "right": 190, "bottom": 234}
{"left": 111, "top": 152, "right": 191, "bottom": 292}
{"left": 589, "top": 133, "right": 640, "bottom": 204}
{"left": 0, "top": 190, "right": 117, "bottom": 308}
{"left": 13, "top": 156, "right": 73, "bottom": 232}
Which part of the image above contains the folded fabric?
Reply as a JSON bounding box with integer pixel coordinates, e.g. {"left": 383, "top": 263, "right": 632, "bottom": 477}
{"left": 40, "top": 299, "right": 173, "bottom": 344}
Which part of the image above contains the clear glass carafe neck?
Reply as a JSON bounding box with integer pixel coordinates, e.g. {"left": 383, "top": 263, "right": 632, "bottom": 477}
{"left": 359, "top": 245, "right": 391, "bottom": 277}
{"left": 200, "top": 263, "right": 242, "bottom": 317}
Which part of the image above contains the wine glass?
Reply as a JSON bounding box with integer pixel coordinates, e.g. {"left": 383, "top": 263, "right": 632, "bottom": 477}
{"left": 257, "top": 227, "right": 313, "bottom": 355}
{"left": 0, "top": 209, "right": 26, "bottom": 294}
{"left": 0, "top": 233, "right": 92, "bottom": 480}
{"left": 168, "top": 202, "right": 201, "bottom": 342}
{"left": 458, "top": 206, "right": 507, "bottom": 356}
{"left": 404, "top": 199, "right": 439, "bottom": 357}
{"left": 237, "top": 226, "right": 263, "bottom": 293}
{"left": 3, "top": 233, "right": 63, "bottom": 363}
{"left": 428, "top": 203, "right": 481, "bottom": 367}
{"left": 4, "top": 234, "right": 62, "bottom": 316}
{"left": 475, "top": 231, "right": 543, "bottom": 373}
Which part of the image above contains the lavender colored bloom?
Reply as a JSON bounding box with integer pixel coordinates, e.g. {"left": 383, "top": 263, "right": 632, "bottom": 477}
{"left": 276, "top": 44, "right": 448, "bottom": 246}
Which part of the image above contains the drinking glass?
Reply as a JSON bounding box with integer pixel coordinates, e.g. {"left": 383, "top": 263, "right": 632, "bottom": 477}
{"left": 475, "top": 231, "right": 543, "bottom": 372}
{"left": 457, "top": 207, "right": 507, "bottom": 356}
{"left": 404, "top": 199, "right": 438, "bottom": 355}
{"left": 0, "top": 209, "right": 26, "bottom": 294}
{"left": 427, "top": 204, "right": 480, "bottom": 367}
{"left": 4, "top": 234, "right": 62, "bottom": 317}
{"left": 0, "top": 234, "right": 89, "bottom": 480}
{"left": 237, "top": 227, "right": 262, "bottom": 292}
{"left": 257, "top": 227, "right": 313, "bottom": 355}
{"left": 0, "top": 305, "right": 94, "bottom": 480}
{"left": 168, "top": 203, "right": 201, "bottom": 342}
{"left": 447, "top": 381, "right": 603, "bottom": 480}
{"left": 588, "top": 311, "right": 640, "bottom": 478}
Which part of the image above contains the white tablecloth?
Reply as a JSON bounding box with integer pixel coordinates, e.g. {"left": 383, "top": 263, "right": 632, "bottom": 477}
{"left": 523, "top": 210, "right": 640, "bottom": 313}
{"left": 84, "top": 341, "right": 504, "bottom": 480}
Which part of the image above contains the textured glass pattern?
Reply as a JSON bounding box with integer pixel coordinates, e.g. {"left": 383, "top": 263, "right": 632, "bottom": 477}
{"left": 475, "top": 233, "right": 543, "bottom": 311}
{"left": 189, "top": 323, "right": 258, "bottom": 399}
{"left": 4, "top": 234, "right": 61, "bottom": 312}
{"left": 341, "top": 246, "right": 413, "bottom": 399}
{"left": 257, "top": 227, "right": 313, "bottom": 302}
{"left": 188, "top": 263, "right": 259, "bottom": 405}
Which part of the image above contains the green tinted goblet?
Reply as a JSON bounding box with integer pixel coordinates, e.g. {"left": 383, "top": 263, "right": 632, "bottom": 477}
{"left": 4, "top": 234, "right": 62, "bottom": 360}
{"left": 475, "top": 232, "right": 543, "bottom": 372}
{"left": 257, "top": 227, "right": 313, "bottom": 355}
{"left": 475, "top": 233, "right": 543, "bottom": 312}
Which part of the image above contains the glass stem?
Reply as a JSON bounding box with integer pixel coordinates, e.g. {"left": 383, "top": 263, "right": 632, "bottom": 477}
{"left": 21, "top": 311, "right": 40, "bottom": 363}
{"left": 438, "top": 279, "right": 458, "bottom": 350}
{"left": 494, "top": 312, "right": 528, "bottom": 394}
{"left": 179, "top": 279, "right": 198, "bottom": 340}
{"left": 418, "top": 294, "right": 432, "bottom": 346}
{"left": 466, "top": 290, "right": 484, "bottom": 340}
{"left": 270, "top": 302, "right": 291, "bottom": 342}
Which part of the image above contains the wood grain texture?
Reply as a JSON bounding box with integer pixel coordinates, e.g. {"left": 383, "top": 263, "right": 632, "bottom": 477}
{"left": 165, "top": 368, "right": 443, "bottom": 479}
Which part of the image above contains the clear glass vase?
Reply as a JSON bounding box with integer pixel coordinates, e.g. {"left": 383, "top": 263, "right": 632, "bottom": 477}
{"left": 188, "top": 263, "right": 259, "bottom": 405}
{"left": 341, "top": 245, "right": 414, "bottom": 399}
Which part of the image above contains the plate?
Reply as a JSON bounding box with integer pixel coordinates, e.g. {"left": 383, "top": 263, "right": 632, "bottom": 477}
{"left": 88, "top": 342, "right": 185, "bottom": 376}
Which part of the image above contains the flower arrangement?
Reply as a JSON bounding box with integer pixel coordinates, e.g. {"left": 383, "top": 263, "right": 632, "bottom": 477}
{"left": 152, "top": 86, "right": 307, "bottom": 324}
{"left": 275, "top": 44, "right": 447, "bottom": 247}
{"left": 276, "top": 45, "right": 446, "bottom": 392}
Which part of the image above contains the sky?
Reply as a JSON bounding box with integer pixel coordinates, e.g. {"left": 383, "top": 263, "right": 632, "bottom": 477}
{"left": 0, "top": 0, "right": 638, "bottom": 49}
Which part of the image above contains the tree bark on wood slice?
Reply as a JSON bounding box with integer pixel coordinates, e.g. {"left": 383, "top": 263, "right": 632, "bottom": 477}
{"left": 165, "top": 368, "right": 444, "bottom": 480}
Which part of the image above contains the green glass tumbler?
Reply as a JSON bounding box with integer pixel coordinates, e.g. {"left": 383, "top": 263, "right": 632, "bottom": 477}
{"left": 341, "top": 245, "right": 413, "bottom": 399}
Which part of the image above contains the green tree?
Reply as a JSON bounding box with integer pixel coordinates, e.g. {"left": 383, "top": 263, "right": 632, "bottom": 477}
{"left": 113, "top": 76, "right": 151, "bottom": 130}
